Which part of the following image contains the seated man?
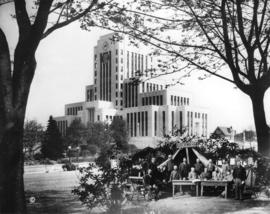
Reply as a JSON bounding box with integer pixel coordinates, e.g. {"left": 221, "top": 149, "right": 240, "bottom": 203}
{"left": 169, "top": 165, "right": 180, "bottom": 182}
{"left": 143, "top": 169, "right": 159, "bottom": 200}
{"left": 212, "top": 168, "right": 222, "bottom": 180}
{"left": 200, "top": 167, "right": 211, "bottom": 180}
{"left": 188, "top": 167, "right": 197, "bottom": 180}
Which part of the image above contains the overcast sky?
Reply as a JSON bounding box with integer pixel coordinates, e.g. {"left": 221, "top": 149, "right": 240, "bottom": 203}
{"left": 1, "top": 3, "right": 270, "bottom": 133}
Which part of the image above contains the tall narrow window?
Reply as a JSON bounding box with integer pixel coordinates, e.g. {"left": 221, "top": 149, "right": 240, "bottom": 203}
{"left": 187, "top": 111, "right": 190, "bottom": 135}
{"left": 142, "top": 112, "right": 145, "bottom": 136}
{"left": 138, "top": 112, "right": 140, "bottom": 136}
{"left": 134, "top": 113, "right": 137, "bottom": 137}
{"left": 162, "top": 111, "right": 166, "bottom": 136}
{"left": 127, "top": 113, "right": 130, "bottom": 136}
{"left": 180, "top": 111, "right": 183, "bottom": 132}
{"left": 172, "top": 111, "right": 174, "bottom": 131}
{"left": 154, "top": 111, "right": 157, "bottom": 136}
{"left": 191, "top": 112, "right": 193, "bottom": 135}
{"left": 130, "top": 113, "right": 133, "bottom": 137}
{"left": 160, "top": 95, "right": 163, "bottom": 105}
{"left": 202, "top": 113, "right": 204, "bottom": 137}
{"left": 145, "top": 111, "right": 148, "bottom": 136}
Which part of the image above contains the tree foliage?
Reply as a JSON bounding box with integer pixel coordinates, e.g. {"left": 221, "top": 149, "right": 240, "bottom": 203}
{"left": 23, "top": 119, "right": 44, "bottom": 159}
{"left": 65, "top": 118, "right": 86, "bottom": 148}
{"left": 73, "top": 163, "right": 129, "bottom": 214}
{"left": 41, "top": 116, "right": 64, "bottom": 160}
{"left": 110, "top": 117, "right": 129, "bottom": 152}
{"left": 86, "top": 122, "right": 112, "bottom": 148}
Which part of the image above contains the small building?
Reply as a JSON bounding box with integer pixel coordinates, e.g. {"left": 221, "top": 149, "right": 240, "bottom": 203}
{"left": 211, "top": 126, "right": 236, "bottom": 142}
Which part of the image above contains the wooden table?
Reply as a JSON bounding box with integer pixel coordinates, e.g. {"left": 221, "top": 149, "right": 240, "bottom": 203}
{"left": 172, "top": 180, "right": 199, "bottom": 198}
{"left": 200, "top": 180, "right": 230, "bottom": 198}
{"left": 127, "top": 176, "right": 144, "bottom": 200}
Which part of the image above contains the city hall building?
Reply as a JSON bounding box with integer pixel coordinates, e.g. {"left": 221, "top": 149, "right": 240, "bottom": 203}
{"left": 55, "top": 33, "right": 209, "bottom": 148}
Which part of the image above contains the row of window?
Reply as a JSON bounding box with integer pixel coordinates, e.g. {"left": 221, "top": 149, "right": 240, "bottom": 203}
{"left": 115, "top": 57, "right": 123, "bottom": 64}
{"left": 115, "top": 83, "right": 123, "bottom": 89}
{"left": 67, "top": 106, "right": 83, "bottom": 116}
{"left": 171, "top": 96, "right": 189, "bottom": 106}
{"left": 115, "top": 74, "right": 124, "bottom": 81}
{"left": 97, "top": 115, "right": 123, "bottom": 122}
{"left": 100, "top": 52, "right": 112, "bottom": 101}
{"left": 94, "top": 49, "right": 123, "bottom": 63}
{"left": 141, "top": 95, "right": 164, "bottom": 106}
{"left": 124, "top": 83, "right": 138, "bottom": 108}
{"left": 127, "top": 52, "right": 152, "bottom": 78}
{"left": 115, "top": 99, "right": 123, "bottom": 106}
{"left": 142, "top": 82, "right": 163, "bottom": 93}
{"left": 86, "top": 89, "right": 94, "bottom": 102}
{"left": 187, "top": 111, "right": 208, "bottom": 136}
{"left": 115, "top": 49, "right": 124, "bottom": 55}
{"left": 127, "top": 111, "right": 148, "bottom": 137}
{"left": 57, "top": 120, "right": 68, "bottom": 136}
{"left": 115, "top": 91, "right": 123, "bottom": 97}
{"left": 115, "top": 66, "right": 123, "bottom": 73}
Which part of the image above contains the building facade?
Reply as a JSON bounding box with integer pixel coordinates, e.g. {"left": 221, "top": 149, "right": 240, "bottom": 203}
{"left": 55, "top": 33, "right": 209, "bottom": 148}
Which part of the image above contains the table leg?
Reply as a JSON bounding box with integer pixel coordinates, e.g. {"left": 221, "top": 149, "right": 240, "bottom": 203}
{"left": 201, "top": 185, "right": 204, "bottom": 197}
{"left": 196, "top": 184, "right": 198, "bottom": 197}
{"left": 225, "top": 185, "right": 227, "bottom": 199}
{"left": 180, "top": 185, "right": 183, "bottom": 194}
{"left": 173, "top": 184, "right": 175, "bottom": 198}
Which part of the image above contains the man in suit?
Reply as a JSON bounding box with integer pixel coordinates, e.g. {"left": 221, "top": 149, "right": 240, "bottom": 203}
{"left": 166, "top": 154, "right": 174, "bottom": 173}
{"left": 179, "top": 158, "right": 190, "bottom": 180}
{"left": 194, "top": 158, "right": 204, "bottom": 176}
{"left": 233, "top": 160, "right": 247, "bottom": 200}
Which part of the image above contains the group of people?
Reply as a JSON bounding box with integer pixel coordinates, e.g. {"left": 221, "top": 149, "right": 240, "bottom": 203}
{"left": 169, "top": 158, "right": 231, "bottom": 182}
{"left": 132, "top": 155, "right": 247, "bottom": 200}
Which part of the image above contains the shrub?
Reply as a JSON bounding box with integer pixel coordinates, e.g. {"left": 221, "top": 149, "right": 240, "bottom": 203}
{"left": 62, "top": 162, "right": 77, "bottom": 171}
{"left": 72, "top": 162, "right": 129, "bottom": 213}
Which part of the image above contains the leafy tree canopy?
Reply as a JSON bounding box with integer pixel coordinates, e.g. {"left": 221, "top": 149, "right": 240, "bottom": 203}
{"left": 41, "top": 116, "right": 64, "bottom": 160}
{"left": 23, "top": 119, "right": 44, "bottom": 158}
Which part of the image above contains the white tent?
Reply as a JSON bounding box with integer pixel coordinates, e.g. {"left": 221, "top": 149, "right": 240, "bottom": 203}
{"left": 158, "top": 147, "right": 210, "bottom": 169}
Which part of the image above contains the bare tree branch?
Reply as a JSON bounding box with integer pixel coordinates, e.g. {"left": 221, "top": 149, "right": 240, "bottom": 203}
{"left": 42, "top": 0, "right": 99, "bottom": 39}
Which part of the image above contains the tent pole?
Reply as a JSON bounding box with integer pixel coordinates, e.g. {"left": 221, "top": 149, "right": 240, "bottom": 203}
{"left": 186, "top": 148, "right": 190, "bottom": 164}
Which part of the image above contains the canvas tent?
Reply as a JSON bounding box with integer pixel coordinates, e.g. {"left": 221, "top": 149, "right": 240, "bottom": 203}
{"left": 158, "top": 147, "right": 209, "bottom": 169}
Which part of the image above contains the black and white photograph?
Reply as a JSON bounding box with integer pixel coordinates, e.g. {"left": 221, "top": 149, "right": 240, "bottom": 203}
{"left": 0, "top": 0, "right": 270, "bottom": 213}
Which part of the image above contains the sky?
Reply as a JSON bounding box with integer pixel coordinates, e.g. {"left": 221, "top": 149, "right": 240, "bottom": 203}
{"left": 0, "top": 3, "right": 270, "bottom": 133}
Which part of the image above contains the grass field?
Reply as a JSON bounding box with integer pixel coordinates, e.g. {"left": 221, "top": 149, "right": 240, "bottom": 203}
{"left": 24, "top": 170, "right": 270, "bottom": 214}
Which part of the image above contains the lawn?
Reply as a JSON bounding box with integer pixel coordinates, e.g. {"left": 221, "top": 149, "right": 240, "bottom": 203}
{"left": 24, "top": 170, "right": 270, "bottom": 214}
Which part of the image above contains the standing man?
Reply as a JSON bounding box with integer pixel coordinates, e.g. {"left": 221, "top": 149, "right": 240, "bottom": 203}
{"left": 206, "top": 159, "right": 215, "bottom": 179}
{"left": 166, "top": 154, "right": 174, "bottom": 173}
{"left": 179, "top": 158, "right": 190, "bottom": 180}
{"left": 194, "top": 158, "right": 204, "bottom": 176}
{"left": 233, "top": 160, "right": 247, "bottom": 200}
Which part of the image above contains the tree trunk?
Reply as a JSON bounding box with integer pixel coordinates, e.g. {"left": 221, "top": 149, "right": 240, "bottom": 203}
{"left": 0, "top": 117, "right": 26, "bottom": 213}
{"left": 250, "top": 91, "right": 270, "bottom": 157}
